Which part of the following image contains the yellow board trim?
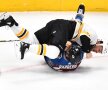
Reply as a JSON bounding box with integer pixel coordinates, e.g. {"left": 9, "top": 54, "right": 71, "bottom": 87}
{"left": 0, "top": 0, "right": 108, "bottom": 12}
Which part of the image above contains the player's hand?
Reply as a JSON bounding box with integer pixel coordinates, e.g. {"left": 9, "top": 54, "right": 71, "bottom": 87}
{"left": 65, "top": 41, "right": 72, "bottom": 51}
{"left": 86, "top": 52, "right": 92, "bottom": 59}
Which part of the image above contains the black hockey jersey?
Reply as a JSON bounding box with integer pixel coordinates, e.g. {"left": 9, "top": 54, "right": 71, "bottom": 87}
{"left": 35, "top": 19, "right": 76, "bottom": 50}
{"left": 34, "top": 19, "right": 94, "bottom": 53}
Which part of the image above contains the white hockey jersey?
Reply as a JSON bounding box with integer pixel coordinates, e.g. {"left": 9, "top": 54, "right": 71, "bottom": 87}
{"left": 72, "top": 21, "right": 98, "bottom": 46}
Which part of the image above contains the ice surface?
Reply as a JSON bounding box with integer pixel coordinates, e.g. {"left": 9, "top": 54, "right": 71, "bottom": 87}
{"left": 0, "top": 12, "right": 108, "bottom": 90}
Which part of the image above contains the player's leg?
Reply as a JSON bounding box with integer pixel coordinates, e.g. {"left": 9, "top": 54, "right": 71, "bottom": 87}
{"left": 75, "top": 4, "right": 85, "bottom": 22}
{"left": 20, "top": 42, "right": 60, "bottom": 59}
{"left": 0, "top": 13, "right": 60, "bottom": 60}
{"left": 0, "top": 13, "right": 39, "bottom": 44}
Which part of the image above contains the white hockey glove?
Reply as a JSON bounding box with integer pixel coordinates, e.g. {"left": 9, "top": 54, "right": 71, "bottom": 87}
{"left": 102, "top": 42, "right": 108, "bottom": 54}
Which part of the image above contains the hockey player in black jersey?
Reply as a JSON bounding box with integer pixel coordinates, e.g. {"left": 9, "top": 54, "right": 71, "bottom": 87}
{"left": 0, "top": 4, "right": 104, "bottom": 71}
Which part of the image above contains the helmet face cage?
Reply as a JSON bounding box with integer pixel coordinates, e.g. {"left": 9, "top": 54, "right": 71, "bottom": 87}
{"left": 65, "top": 42, "right": 83, "bottom": 64}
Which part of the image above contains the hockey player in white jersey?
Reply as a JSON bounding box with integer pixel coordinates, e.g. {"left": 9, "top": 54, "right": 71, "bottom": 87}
{"left": 0, "top": 4, "right": 105, "bottom": 71}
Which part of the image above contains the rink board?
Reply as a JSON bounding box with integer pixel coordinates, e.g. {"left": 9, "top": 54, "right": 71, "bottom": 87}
{"left": 0, "top": 0, "right": 108, "bottom": 12}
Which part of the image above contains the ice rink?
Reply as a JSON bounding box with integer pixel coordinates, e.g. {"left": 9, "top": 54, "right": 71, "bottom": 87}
{"left": 0, "top": 12, "right": 108, "bottom": 90}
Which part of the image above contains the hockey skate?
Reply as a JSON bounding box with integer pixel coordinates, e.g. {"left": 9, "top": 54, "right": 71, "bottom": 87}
{"left": 14, "top": 41, "right": 30, "bottom": 60}
{"left": 75, "top": 4, "right": 85, "bottom": 22}
{"left": 0, "top": 13, "right": 18, "bottom": 27}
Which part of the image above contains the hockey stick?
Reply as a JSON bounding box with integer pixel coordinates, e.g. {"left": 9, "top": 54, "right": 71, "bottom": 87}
{"left": 0, "top": 40, "right": 20, "bottom": 42}
{"left": 0, "top": 12, "right": 7, "bottom": 18}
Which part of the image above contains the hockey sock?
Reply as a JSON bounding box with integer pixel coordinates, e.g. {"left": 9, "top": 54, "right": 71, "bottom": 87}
{"left": 0, "top": 14, "right": 39, "bottom": 44}
{"left": 10, "top": 24, "right": 39, "bottom": 44}
{"left": 29, "top": 44, "right": 60, "bottom": 59}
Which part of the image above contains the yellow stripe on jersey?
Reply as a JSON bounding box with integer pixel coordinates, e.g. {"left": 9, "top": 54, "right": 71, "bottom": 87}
{"left": 16, "top": 28, "right": 25, "bottom": 37}
{"left": 19, "top": 31, "right": 29, "bottom": 40}
{"left": 43, "top": 44, "right": 47, "bottom": 56}
{"left": 16, "top": 28, "right": 29, "bottom": 40}
{"left": 78, "top": 23, "right": 84, "bottom": 37}
{"left": 37, "top": 44, "right": 41, "bottom": 55}
{"left": 80, "top": 31, "right": 91, "bottom": 37}
{"left": 72, "top": 23, "right": 84, "bottom": 41}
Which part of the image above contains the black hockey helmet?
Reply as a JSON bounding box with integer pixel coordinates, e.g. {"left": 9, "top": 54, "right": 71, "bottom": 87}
{"left": 65, "top": 42, "right": 83, "bottom": 64}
